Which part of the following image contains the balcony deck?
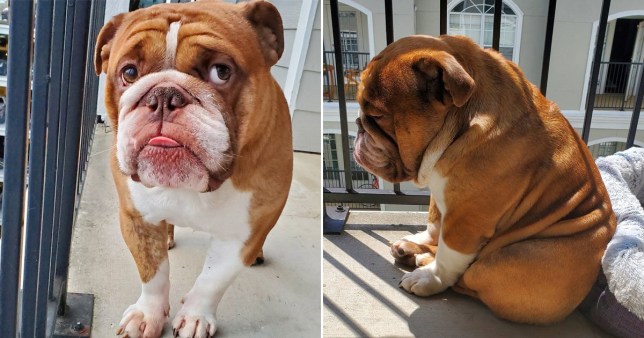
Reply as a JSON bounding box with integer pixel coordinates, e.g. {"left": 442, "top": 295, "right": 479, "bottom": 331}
{"left": 67, "top": 128, "right": 321, "bottom": 337}
{"left": 323, "top": 211, "right": 614, "bottom": 338}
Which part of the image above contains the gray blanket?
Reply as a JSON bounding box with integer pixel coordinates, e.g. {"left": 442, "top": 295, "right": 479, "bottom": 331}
{"left": 579, "top": 148, "right": 644, "bottom": 338}
{"left": 596, "top": 148, "right": 644, "bottom": 320}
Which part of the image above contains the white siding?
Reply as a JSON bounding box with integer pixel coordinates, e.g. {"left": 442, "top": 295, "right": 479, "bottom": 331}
{"left": 291, "top": 2, "right": 322, "bottom": 153}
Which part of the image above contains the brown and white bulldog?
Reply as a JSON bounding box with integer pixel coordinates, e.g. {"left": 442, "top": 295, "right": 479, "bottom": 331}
{"left": 94, "top": 1, "right": 292, "bottom": 337}
{"left": 354, "top": 35, "right": 616, "bottom": 324}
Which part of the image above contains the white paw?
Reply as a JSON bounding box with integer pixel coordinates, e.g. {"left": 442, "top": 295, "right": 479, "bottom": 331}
{"left": 399, "top": 266, "right": 448, "bottom": 296}
{"left": 172, "top": 300, "right": 217, "bottom": 338}
{"left": 116, "top": 301, "right": 169, "bottom": 338}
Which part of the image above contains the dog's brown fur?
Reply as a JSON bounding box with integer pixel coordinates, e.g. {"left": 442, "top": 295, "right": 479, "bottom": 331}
{"left": 95, "top": 1, "right": 292, "bottom": 283}
{"left": 355, "top": 35, "right": 615, "bottom": 324}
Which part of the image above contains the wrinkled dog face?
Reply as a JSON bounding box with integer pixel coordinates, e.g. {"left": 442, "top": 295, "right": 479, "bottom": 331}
{"left": 354, "top": 36, "right": 475, "bottom": 183}
{"left": 95, "top": 2, "right": 283, "bottom": 192}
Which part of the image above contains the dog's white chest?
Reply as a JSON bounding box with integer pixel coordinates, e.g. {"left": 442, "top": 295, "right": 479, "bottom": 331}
{"left": 127, "top": 179, "right": 252, "bottom": 240}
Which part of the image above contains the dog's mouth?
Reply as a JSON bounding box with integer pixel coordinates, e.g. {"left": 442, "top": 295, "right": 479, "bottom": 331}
{"left": 128, "top": 134, "right": 229, "bottom": 192}
{"left": 354, "top": 118, "right": 412, "bottom": 183}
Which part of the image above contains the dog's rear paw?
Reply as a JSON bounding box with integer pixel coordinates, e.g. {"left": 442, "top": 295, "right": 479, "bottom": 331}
{"left": 390, "top": 240, "right": 435, "bottom": 267}
{"left": 116, "top": 302, "right": 168, "bottom": 338}
{"left": 400, "top": 267, "right": 446, "bottom": 296}
{"left": 172, "top": 314, "right": 216, "bottom": 338}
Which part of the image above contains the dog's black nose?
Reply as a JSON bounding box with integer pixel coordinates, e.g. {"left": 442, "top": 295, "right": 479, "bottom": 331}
{"left": 143, "top": 86, "right": 190, "bottom": 118}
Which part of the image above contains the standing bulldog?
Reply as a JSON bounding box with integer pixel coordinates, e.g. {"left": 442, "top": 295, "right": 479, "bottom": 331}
{"left": 354, "top": 35, "right": 616, "bottom": 324}
{"left": 94, "top": 1, "right": 292, "bottom": 337}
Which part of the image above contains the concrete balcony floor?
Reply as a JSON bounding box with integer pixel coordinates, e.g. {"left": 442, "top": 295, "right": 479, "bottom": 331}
{"left": 68, "top": 127, "right": 321, "bottom": 337}
{"left": 323, "top": 211, "right": 615, "bottom": 338}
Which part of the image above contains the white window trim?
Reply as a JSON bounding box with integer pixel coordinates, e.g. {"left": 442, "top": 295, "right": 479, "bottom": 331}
{"left": 447, "top": 0, "right": 523, "bottom": 64}
{"left": 283, "top": 0, "right": 319, "bottom": 117}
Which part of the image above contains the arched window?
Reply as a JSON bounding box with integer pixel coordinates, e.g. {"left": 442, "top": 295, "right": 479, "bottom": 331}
{"left": 448, "top": 0, "right": 522, "bottom": 62}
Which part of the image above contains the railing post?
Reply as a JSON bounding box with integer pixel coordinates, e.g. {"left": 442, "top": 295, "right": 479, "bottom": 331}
{"left": 440, "top": 0, "right": 447, "bottom": 35}
{"left": 21, "top": 0, "right": 54, "bottom": 335}
{"left": 582, "top": 0, "right": 611, "bottom": 143}
{"left": 0, "top": 1, "right": 34, "bottom": 336}
{"left": 329, "top": 0, "right": 353, "bottom": 193}
{"left": 492, "top": 0, "right": 502, "bottom": 51}
{"left": 540, "top": 0, "right": 556, "bottom": 95}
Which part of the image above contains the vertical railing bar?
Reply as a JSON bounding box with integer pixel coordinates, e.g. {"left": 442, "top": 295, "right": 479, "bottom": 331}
{"left": 48, "top": 0, "right": 75, "bottom": 306}
{"left": 626, "top": 66, "right": 644, "bottom": 148}
{"left": 330, "top": 0, "right": 354, "bottom": 192}
{"left": 582, "top": 0, "right": 611, "bottom": 143}
{"left": 384, "top": 0, "right": 401, "bottom": 194}
{"left": 440, "top": 0, "right": 447, "bottom": 35}
{"left": 621, "top": 65, "right": 627, "bottom": 111}
{"left": 77, "top": 0, "right": 100, "bottom": 196}
{"left": 492, "top": 0, "right": 502, "bottom": 51}
{"left": 0, "top": 1, "right": 34, "bottom": 336}
{"left": 21, "top": 1, "right": 54, "bottom": 336}
{"left": 540, "top": 0, "right": 556, "bottom": 95}
{"left": 53, "top": 0, "right": 93, "bottom": 311}
{"left": 38, "top": 1, "right": 68, "bottom": 304}
{"left": 385, "top": 0, "right": 393, "bottom": 44}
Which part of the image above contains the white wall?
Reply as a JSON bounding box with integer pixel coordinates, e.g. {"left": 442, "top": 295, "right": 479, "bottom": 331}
{"left": 271, "top": 0, "right": 321, "bottom": 153}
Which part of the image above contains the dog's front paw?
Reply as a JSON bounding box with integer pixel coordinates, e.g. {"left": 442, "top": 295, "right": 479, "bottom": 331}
{"left": 399, "top": 266, "right": 448, "bottom": 296}
{"left": 391, "top": 239, "right": 435, "bottom": 267}
{"left": 116, "top": 301, "right": 169, "bottom": 338}
{"left": 172, "top": 302, "right": 216, "bottom": 338}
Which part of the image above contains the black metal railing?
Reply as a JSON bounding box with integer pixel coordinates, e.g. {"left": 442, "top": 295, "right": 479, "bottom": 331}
{"left": 323, "top": 50, "right": 370, "bottom": 101}
{"left": 594, "top": 61, "right": 644, "bottom": 110}
{"left": 324, "top": 169, "right": 381, "bottom": 210}
{"left": 323, "top": 0, "right": 644, "bottom": 233}
{"left": 0, "top": 0, "right": 105, "bottom": 337}
{"left": 324, "top": 169, "right": 379, "bottom": 190}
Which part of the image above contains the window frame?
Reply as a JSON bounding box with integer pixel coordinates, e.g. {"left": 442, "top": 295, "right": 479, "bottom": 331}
{"left": 447, "top": 0, "right": 523, "bottom": 64}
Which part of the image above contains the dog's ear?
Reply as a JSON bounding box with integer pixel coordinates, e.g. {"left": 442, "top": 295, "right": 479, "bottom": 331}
{"left": 241, "top": 1, "right": 284, "bottom": 67}
{"left": 414, "top": 52, "right": 475, "bottom": 107}
{"left": 94, "top": 13, "right": 127, "bottom": 75}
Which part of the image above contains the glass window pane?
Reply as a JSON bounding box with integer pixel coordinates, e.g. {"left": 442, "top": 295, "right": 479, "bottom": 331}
{"left": 484, "top": 15, "right": 493, "bottom": 46}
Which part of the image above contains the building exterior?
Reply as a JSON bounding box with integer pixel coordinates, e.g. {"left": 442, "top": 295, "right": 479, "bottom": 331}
{"left": 323, "top": 0, "right": 644, "bottom": 210}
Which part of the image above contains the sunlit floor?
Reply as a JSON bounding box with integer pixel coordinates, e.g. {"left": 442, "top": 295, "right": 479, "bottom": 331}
{"left": 68, "top": 126, "right": 321, "bottom": 337}
{"left": 323, "top": 211, "right": 615, "bottom": 338}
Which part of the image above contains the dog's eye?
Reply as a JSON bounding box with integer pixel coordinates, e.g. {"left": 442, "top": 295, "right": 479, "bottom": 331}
{"left": 209, "top": 64, "right": 232, "bottom": 85}
{"left": 121, "top": 65, "right": 138, "bottom": 84}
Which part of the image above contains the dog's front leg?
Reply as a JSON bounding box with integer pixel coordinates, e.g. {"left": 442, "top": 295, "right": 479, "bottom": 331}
{"left": 172, "top": 237, "right": 246, "bottom": 338}
{"left": 117, "top": 215, "right": 171, "bottom": 338}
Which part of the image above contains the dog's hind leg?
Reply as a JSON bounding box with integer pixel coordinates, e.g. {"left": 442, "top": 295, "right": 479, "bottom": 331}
{"left": 390, "top": 197, "right": 441, "bottom": 267}
{"left": 453, "top": 229, "right": 607, "bottom": 324}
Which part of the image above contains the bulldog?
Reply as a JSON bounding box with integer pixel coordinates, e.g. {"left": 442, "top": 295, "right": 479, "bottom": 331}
{"left": 354, "top": 35, "right": 616, "bottom": 324}
{"left": 94, "top": 1, "right": 292, "bottom": 337}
